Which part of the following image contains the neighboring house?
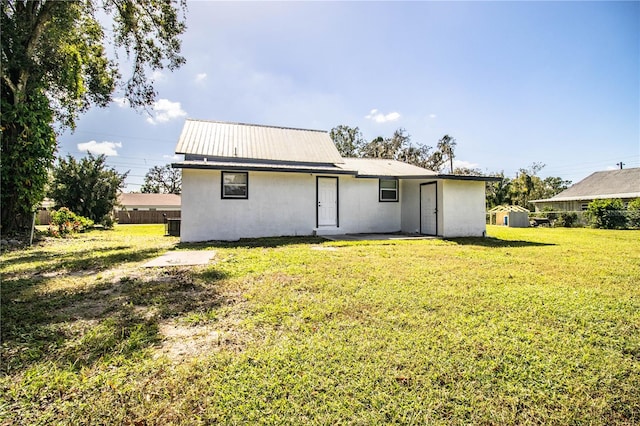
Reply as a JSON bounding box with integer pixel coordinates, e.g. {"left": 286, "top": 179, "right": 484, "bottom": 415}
{"left": 117, "top": 193, "right": 181, "bottom": 211}
{"left": 116, "top": 193, "right": 181, "bottom": 224}
{"left": 531, "top": 168, "right": 640, "bottom": 212}
{"left": 38, "top": 194, "right": 182, "bottom": 225}
{"left": 172, "top": 119, "right": 498, "bottom": 242}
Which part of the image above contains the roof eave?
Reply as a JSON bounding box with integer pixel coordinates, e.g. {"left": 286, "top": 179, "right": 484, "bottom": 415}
{"left": 355, "top": 174, "right": 436, "bottom": 179}
{"left": 433, "top": 174, "right": 503, "bottom": 182}
{"left": 172, "top": 161, "right": 357, "bottom": 175}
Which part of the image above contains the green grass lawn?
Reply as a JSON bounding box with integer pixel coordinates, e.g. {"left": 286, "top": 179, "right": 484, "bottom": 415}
{"left": 1, "top": 225, "right": 639, "bottom": 425}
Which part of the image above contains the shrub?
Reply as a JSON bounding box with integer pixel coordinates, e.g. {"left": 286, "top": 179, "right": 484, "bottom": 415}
{"left": 541, "top": 206, "right": 557, "bottom": 223}
{"left": 627, "top": 198, "right": 640, "bottom": 229}
{"left": 101, "top": 213, "right": 117, "bottom": 229}
{"left": 48, "top": 207, "right": 94, "bottom": 236}
{"left": 555, "top": 212, "right": 579, "bottom": 228}
{"left": 585, "top": 199, "right": 627, "bottom": 229}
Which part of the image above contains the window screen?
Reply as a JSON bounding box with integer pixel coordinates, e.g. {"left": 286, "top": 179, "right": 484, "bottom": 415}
{"left": 379, "top": 179, "right": 398, "bottom": 202}
{"left": 222, "top": 172, "right": 248, "bottom": 199}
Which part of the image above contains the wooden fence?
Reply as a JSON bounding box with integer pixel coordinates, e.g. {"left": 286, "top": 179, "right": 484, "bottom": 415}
{"left": 36, "top": 210, "right": 51, "bottom": 225}
{"left": 37, "top": 210, "right": 181, "bottom": 225}
{"left": 117, "top": 210, "right": 181, "bottom": 224}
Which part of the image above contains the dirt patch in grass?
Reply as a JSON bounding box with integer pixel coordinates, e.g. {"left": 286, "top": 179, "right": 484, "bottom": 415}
{"left": 155, "top": 321, "right": 223, "bottom": 360}
{"left": 154, "top": 318, "right": 249, "bottom": 361}
{"left": 2, "top": 240, "right": 250, "bottom": 372}
{"left": 152, "top": 277, "right": 252, "bottom": 361}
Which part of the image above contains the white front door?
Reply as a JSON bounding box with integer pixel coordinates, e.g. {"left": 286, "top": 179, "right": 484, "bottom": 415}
{"left": 317, "top": 177, "right": 338, "bottom": 227}
{"left": 420, "top": 182, "right": 437, "bottom": 235}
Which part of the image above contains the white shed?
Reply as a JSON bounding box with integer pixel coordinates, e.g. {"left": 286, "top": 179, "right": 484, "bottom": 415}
{"left": 488, "top": 205, "right": 530, "bottom": 228}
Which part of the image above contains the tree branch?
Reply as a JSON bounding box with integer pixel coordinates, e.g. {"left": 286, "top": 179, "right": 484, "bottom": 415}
{"left": 16, "top": 0, "right": 57, "bottom": 100}
{"left": 2, "top": 74, "right": 18, "bottom": 97}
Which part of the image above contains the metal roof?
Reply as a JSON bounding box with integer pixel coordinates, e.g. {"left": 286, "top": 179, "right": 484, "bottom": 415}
{"left": 175, "top": 119, "right": 344, "bottom": 165}
{"left": 337, "top": 158, "right": 438, "bottom": 177}
{"left": 531, "top": 168, "right": 640, "bottom": 203}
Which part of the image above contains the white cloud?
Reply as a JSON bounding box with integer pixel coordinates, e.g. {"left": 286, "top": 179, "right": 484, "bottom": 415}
{"left": 151, "top": 70, "right": 166, "bottom": 82}
{"left": 163, "top": 154, "right": 182, "bottom": 161}
{"left": 453, "top": 160, "right": 480, "bottom": 170}
{"left": 146, "top": 98, "right": 187, "bottom": 124}
{"left": 195, "top": 72, "right": 207, "bottom": 82}
{"left": 365, "top": 109, "right": 401, "bottom": 123}
{"left": 429, "top": 113, "right": 437, "bottom": 119}
{"left": 112, "top": 97, "right": 128, "bottom": 108}
{"left": 77, "top": 141, "right": 122, "bottom": 156}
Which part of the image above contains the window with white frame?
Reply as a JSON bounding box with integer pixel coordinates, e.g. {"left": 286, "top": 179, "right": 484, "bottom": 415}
{"left": 379, "top": 178, "right": 398, "bottom": 202}
{"left": 222, "top": 171, "right": 248, "bottom": 199}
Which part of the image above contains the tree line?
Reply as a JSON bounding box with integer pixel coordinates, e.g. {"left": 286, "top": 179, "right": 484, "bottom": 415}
{"left": 329, "top": 125, "right": 572, "bottom": 211}
{"left": 330, "top": 125, "right": 457, "bottom": 173}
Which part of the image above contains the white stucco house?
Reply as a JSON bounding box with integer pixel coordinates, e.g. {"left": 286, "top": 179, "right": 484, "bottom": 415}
{"left": 172, "top": 119, "right": 497, "bottom": 242}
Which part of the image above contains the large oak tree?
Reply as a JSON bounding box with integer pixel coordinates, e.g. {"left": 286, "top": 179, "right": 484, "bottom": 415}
{"left": 1, "top": 0, "right": 186, "bottom": 233}
{"left": 140, "top": 164, "right": 181, "bottom": 194}
{"left": 329, "top": 125, "right": 448, "bottom": 172}
{"left": 49, "top": 153, "right": 127, "bottom": 227}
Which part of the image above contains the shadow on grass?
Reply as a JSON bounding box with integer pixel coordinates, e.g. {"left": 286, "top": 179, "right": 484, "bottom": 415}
{"left": 173, "top": 234, "right": 555, "bottom": 250}
{"left": 2, "top": 247, "right": 168, "bottom": 280}
{"left": 1, "top": 265, "right": 230, "bottom": 374}
{"left": 1, "top": 244, "right": 134, "bottom": 267}
{"left": 446, "top": 236, "right": 555, "bottom": 248}
{"left": 177, "top": 235, "right": 326, "bottom": 250}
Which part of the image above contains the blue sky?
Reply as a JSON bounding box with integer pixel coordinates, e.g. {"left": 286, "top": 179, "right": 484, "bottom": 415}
{"left": 58, "top": 1, "right": 640, "bottom": 192}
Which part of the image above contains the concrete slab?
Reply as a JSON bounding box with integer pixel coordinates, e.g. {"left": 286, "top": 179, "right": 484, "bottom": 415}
{"left": 321, "top": 233, "right": 436, "bottom": 242}
{"left": 142, "top": 250, "right": 216, "bottom": 267}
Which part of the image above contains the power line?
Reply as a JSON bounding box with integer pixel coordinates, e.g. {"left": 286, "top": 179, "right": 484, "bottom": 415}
{"left": 62, "top": 129, "right": 179, "bottom": 144}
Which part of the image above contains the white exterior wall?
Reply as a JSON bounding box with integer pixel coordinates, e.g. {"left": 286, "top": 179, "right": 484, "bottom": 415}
{"left": 181, "top": 169, "right": 317, "bottom": 242}
{"left": 533, "top": 201, "right": 579, "bottom": 212}
{"left": 181, "top": 171, "right": 402, "bottom": 242}
{"left": 440, "top": 180, "right": 487, "bottom": 237}
{"left": 339, "top": 176, "right": 401, "bottom": 233}
{"left": 182, "top": 169, "right": 488, "bottom": 241}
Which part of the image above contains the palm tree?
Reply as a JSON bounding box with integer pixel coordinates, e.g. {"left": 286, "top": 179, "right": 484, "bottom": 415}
{"left": 437, "top": 135, "right": 457, "bottom": 173}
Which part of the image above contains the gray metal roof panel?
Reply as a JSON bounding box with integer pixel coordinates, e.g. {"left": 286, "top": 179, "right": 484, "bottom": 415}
{"left": 175, "top": 119, "right": 345, "bottom": 165}
{"left": 531, "top": 168, "right": 640, "bottom": 203}
{"left": 532, "top": 192, "right": 640, "bottom": 203}
{"left": 338, "top": 158, "right": 438, "bottom": 177}
{"left": 336, "top": 158, "right": 499, "bottom": 181}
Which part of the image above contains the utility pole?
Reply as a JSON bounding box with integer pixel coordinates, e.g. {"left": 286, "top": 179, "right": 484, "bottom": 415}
{"left": 616, "top": 162, "right": 625, "bottom": 169}
{"left": 449, "top": 148, "right": 454, "bottom": 174}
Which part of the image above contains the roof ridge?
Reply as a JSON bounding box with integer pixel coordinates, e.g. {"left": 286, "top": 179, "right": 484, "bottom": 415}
{"left": 185, "top": 118, "right": 328, "bottom": 133}
{"left": 592, "top": 167, "right": 640, "bottom": 174}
